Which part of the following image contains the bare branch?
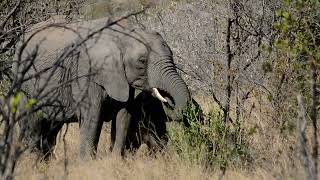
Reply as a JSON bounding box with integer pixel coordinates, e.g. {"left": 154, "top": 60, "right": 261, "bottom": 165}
{"left": 0, "top": 0, "right": 22, "bottom": 30}
{"left": 310, "top": 58, "right": 318, "bottom": 179}
{"left": 297, "top": 95, "right": 313, "bottom": 180}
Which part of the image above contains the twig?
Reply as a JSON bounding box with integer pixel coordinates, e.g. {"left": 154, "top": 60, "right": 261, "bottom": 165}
{"left": 0, "top": 0, "right": 22, "bottom": 30}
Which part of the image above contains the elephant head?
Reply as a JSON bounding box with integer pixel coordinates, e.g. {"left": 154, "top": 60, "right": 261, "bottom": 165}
{"left": 95, "top": 24, "right": 191, "bottom": 111}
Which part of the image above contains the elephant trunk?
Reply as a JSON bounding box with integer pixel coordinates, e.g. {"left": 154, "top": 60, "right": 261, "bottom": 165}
{"left": 149, "top": 60, "right": 190, "bottom": 110}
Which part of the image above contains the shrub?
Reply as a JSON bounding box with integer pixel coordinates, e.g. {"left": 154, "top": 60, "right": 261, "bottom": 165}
{"left": 168, "top": 104, "right": 252, "bottom": 170}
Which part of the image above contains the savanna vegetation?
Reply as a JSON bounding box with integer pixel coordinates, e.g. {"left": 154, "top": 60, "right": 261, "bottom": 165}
{"left": 0, "top": 0, "right": 319, "bottom": 179}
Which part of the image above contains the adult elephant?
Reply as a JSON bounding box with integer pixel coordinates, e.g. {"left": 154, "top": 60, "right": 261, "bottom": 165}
{"left": 13, "top": 16, "right": 190, "bottom": 159}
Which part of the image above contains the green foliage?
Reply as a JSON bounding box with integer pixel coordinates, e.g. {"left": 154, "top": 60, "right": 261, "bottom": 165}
{"left": 7, "top": 92, "right": 37, "bottom": 114}
{"left": 168, "top": 105, "right": 251, "bottom": 170}
{"left": 10, "top": 92, "right": 23, "bottom": 113}
{"left": 276, "top": 1, "right": 320, "bottom": 93}
{"left": 274, "top": 0, "right": 320, "bottom": 63}
{"left": 267, "top": 0, "right": 320, "bottom": 131}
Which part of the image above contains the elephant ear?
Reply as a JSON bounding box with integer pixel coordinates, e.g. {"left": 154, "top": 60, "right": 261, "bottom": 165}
{"left": 97, "top": 55, "right": 129, "bottom": 102}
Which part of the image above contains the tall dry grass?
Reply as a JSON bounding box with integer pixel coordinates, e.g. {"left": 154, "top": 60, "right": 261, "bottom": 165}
{"left": 13, "top": 95, "right": 311, "bottom": 180}
{"left": 15, "top": 123, "right": 215, "bottom": 180}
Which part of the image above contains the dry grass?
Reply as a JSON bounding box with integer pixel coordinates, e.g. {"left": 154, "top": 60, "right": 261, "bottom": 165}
{"left": 14, "top": 124, "right": 216, "bottom": 180}
{"left": 13, "top": 95, "right": 311, "bottom": 180}
{"left": 14, "top": 140, "right": 302, "bottom": 180}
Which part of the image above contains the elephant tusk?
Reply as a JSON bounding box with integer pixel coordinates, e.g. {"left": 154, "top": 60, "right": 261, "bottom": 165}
{"left": 151, "top": 88, "right": 167, "bottom": 103}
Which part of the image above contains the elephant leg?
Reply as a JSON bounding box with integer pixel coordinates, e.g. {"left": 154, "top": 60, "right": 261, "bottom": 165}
{"left": 112, "top": 108, "right": 132, "bottom": 156}
{"left": 79, "top": 85, "right": 104, "bottom": 159}
{"left": 110, "top": 111, "right": 138, "bottom": 152}
{"left": 79, "top": 107, "right": 104, "bottom": 159}
{"left": 102, "top": 98, "right": 125, "bottom": 152}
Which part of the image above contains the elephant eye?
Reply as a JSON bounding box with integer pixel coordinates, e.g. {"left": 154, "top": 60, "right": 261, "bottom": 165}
{"left": 138, "top": 57, "right": 147, "bottom": 64}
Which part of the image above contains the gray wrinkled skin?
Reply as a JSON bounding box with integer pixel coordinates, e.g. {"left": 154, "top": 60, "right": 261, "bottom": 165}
{"left": 14, "top": 16, "right": 190, "bottom": 159}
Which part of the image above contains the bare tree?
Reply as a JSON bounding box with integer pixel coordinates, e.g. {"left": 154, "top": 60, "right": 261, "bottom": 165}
{"left": 134, "top": 0, "right": 279, "bottom": 126}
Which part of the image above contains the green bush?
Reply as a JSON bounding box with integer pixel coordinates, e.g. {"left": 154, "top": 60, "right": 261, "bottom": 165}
{"left": 262, "top": 0, "right": 320, "bottom": 133}
{"left": 168, "top": 104, "right": 251, "bottom": 170}
{"left": 270, "top": 0, "right": 320, "bottom": 131}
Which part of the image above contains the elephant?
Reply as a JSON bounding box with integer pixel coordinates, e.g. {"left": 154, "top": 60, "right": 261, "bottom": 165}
{"left": 13, "top": 16, "right": 190, "bottom": 159}
{"left": 109, "top": 91, "right": 204, "bottom": 154}
{"left": 110, "top": 91, "right": 168, "bottom": 153}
